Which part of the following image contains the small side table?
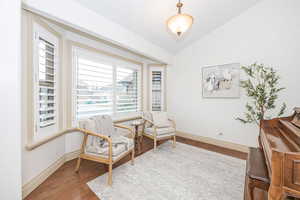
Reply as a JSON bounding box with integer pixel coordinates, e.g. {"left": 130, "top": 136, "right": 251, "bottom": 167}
{"left": 131, "top": 120, "right": 144, "bottom": 154}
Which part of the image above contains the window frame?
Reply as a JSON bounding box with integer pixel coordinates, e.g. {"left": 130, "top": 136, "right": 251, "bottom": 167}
{"left": 32, "top": 20, "right": 61, "bottom": 141}
{"left": 71, "top": 46, "right": 142, "bottom": 124}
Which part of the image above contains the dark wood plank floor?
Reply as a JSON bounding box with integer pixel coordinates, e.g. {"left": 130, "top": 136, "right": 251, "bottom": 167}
{"left": 177, "top": 136, "right": 247, "bottom": 160}
{"left": 25, "top": 136, "right": 248, "bottom": 200}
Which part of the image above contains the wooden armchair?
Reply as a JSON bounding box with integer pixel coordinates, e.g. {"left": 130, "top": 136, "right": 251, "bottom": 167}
{"left": 142, "top": 112, "right": 176, "bottom": 151}
{"left": 75, "top": 115, "right": 135, "bottom": 186}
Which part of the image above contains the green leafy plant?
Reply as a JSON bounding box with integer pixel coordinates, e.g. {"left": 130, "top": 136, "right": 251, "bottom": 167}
{"left": 236, "top": 63, "right": 286, "bottom": 125}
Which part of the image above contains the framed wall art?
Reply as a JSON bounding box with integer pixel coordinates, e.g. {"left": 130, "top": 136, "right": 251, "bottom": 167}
{"left": 202, "top": 63, "right": 240, "bottom": 98}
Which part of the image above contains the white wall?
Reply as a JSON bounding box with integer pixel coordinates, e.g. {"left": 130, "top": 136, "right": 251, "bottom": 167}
{"left": 21, "top": 11, "right": 67, "bottom": 186}
{"left": 21, "top": 11, "right": 155, "bottom": 186}
{"left": 168, "top": 0, "right": 300, "bottom": 147}
{"left": 22, "top": 0, "right": 173, "bottom": 64}
{"left": 0, "top": 0, "right": 22, "bottom": 199}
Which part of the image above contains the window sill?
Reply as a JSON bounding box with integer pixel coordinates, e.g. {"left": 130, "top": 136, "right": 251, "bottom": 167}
{"left": 26, "top": 115, "right": 142, "bottom": 151}
{"left": 112, "top": 113, "right": 141, "bottom": 123}
{"left": 25, "top": 128, "right": 77, "bottom": 151}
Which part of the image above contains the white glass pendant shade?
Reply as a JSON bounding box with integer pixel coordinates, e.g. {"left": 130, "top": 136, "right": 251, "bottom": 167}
{"left": 167, "top": 13, "right": 193, "bottom": 36}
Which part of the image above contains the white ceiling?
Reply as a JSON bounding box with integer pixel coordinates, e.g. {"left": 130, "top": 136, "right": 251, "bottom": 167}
{"left": 74, "top": 0, "right": 261, "bottom": 54}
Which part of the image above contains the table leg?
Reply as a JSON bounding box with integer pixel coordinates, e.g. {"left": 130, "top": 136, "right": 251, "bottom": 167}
{"left": 135, "top": 125, "right": 141, "bottom": 154}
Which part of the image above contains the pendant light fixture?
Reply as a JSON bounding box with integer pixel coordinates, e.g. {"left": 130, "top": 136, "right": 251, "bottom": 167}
{"left": 166, "top": 0, "right": 194, "bottom": 37}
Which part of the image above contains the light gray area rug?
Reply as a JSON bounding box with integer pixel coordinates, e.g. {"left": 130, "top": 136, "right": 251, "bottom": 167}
{"left": 87, "top": 141, "right": 246, "bottom": 200}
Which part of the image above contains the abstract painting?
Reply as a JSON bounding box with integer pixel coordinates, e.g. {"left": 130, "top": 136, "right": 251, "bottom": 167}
{"left": 202, "top": 63, "right": 240, "bottom": 98}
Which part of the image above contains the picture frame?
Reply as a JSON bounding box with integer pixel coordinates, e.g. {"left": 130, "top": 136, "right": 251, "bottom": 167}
{"left": 202, "top": 63, "right": 240, "bottom": 99}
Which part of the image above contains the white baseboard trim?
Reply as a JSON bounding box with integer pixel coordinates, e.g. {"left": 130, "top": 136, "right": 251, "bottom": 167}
{"left": 22, "top": 149, "right": 80, "bottom": 199}
{"left": 65, "top": 149, "right": 81, "bottom": 162}
{"left": 176, "top": 131, "right": 249, "bottom": 153}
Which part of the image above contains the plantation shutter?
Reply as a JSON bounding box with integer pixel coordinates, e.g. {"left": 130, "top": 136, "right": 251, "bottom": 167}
{"left": 73, "top": 48, "right": 142, "bottom": 120}
{"left": 75, "top": 56, "right": 114, "bottom": 119}
{"left": 116, "top": 67, "right": 140, "bottom": 113}
{"left": 151, "top": 71, "right": 162, "bottom": 111}
{"left": 37, "top": 37, "right": 57, "bottom": 128}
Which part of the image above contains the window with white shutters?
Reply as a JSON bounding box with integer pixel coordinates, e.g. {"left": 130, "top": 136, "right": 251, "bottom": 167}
{"left": 75, "top": 56, "right": 114, "bottom": 119}
{"left": 116, "top": 67, "right": 140, "bottom": 113}
{"left": 149, "top": 67, "right": 165, "bottom": 111}
{"left": 151, "top": 71, "right": 162, "bottom": 111}
{"left": 38, "top": 38, "right": 56, "bottom": 128}
{"left": 33, "top": 22, "right": 60, "bottom": 137}
{"left": 73, "top": 48, "right": 141, "bottom": 120}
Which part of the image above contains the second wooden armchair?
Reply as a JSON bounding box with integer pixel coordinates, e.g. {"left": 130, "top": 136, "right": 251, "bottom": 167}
{"left": 142, "top": 112, "right": 176, "bottom": 151}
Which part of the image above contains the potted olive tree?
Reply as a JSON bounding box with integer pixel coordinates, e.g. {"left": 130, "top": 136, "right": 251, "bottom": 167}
{"left": 236, "top": 63, "right": 286, "bottom": 127}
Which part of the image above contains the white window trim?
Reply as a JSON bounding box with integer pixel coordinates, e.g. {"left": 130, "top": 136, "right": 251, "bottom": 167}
{"left": 71, "top": 46, "right": 142, "bottom": 125}
{"left": 32, "top": 21, "right": 60, "bottom": 141}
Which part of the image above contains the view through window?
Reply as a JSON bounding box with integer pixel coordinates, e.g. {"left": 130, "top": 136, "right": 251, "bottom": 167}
{"left": 73, "top": 48, "right": 141, "bottom": 120}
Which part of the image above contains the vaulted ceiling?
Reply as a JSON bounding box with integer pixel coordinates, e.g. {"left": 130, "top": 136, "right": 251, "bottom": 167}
{"left": 74, "top": 0, "right": 261, "bottom": 54}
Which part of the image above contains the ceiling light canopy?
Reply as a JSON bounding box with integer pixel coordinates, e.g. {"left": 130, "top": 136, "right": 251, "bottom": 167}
{"left": 167, "top": 0, "right": 194, "bottom": 37}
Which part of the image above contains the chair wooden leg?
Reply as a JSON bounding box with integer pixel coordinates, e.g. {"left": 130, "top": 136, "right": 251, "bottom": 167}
{"left": 76, "top": 134, "right": 87, "bottom": 173}
{"left": 154, "top": 138, "right": 157, "bottom": 151}
{"left": 108, "top": 162, "right": 112, "bottom": 186}
{"left": 131, "top": 149, "right": 135, "bottom": 165}
{"left": 75, "top": 157, "right": 81, "bottom": 172}
{"left": 173, "top": 135, "right": 176, "bottom": 148}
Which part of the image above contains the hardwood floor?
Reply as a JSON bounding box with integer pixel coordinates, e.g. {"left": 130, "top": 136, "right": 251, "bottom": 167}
{"left": 176, "top": 136, "right": 247, "bottom": 160}
{"left": 25, "top": 136, "right": 248, "bottom": 200}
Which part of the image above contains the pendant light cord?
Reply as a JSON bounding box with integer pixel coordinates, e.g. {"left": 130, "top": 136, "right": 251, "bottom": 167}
{"left": 177, "top": 0, "right": 183, "bottom": 14}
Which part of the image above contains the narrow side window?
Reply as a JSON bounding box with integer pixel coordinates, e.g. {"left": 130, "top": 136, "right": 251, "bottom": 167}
{"left": 33, "top": 22, "right": 59, "bottom": 139}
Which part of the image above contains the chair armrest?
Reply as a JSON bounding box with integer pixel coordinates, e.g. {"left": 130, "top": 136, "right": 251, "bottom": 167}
{"left": 142, "top": 117, "right": 161, "bottom": 130}
{"left": 143, "top": 117, "right": 175, "bottom": 129}
{"left": 168, "top": 119, "right": 176, "bottom": 129}
{"left": 114, "top": 124, "right": 135, "bottom": 139}
{"left": 75, "top": 128, "right": 113, "bottom": 159}
{"left": 142, "top": 118, "right": 161, "bottom": 137}
{"left": 75, "top": 128, "right": 112, "bottom": 142}
{"left": 142, "top": 117, "right": 155, "bottom": 126}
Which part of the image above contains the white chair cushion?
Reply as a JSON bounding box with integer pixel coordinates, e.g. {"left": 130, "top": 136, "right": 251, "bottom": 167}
{"left": 78, "top": 115, "right": 117, "bottom": 137}
{"left": 78, "top": 118, "right": 96, "bottom": 132}
{"left": 151, "top": 112, "right": 171, "bottom": 128}
{"left": 92, "top": 115, "right": 116, "bottom": 137}
{"left": 145, "top": 126, "right": 175, "bottom": 136}
{"left": 85, "top": 135, "right": 134, "bottom": 158}
{"left": 78, "top": 115, "right": 133, "bottom": 160}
